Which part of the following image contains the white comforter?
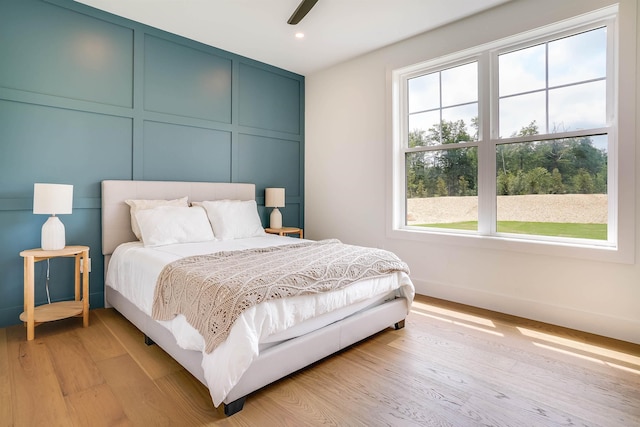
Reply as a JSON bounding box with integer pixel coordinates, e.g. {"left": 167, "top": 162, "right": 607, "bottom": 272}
{"left": 106, "top": 235, "right": 414, "bottom": 406}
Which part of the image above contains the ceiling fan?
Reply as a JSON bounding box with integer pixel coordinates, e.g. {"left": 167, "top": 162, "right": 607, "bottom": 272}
{"left": 287, "top": 0, "right": 319, "bottom": 25}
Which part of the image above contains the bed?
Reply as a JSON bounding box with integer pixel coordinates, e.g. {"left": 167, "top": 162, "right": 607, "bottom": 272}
{"left": 101, "top": 180, "right": 414, "bottom": 416}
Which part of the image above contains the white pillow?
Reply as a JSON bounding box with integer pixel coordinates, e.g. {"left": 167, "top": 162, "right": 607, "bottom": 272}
{"left": 135, "top": 206, "right": 215, "bottom": 247}
{"left": 200, "top": 200, "right": 266, "bottom": 240}
{"left": 125, "top": 196, "right": 189, "bottom": 240}
{"left": 190, "top": 199, "right": 232, "bottom": 207}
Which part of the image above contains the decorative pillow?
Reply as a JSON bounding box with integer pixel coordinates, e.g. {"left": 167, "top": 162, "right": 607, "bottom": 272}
{"left": 125, "top": 196, "right": 189, "bottom": 240}
{"left": 135, "top": 206, "right": 215, "bottom": 247}
{"left": 200, "top": 200, "right": 266, "bottom": 240}
{"left": 190, "top": 200, "right": 234, "bottom": 207}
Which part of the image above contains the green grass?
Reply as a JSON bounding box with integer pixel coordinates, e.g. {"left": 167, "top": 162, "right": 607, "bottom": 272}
{"left": 416, "top": 221, "right": 607, "bottom": 240}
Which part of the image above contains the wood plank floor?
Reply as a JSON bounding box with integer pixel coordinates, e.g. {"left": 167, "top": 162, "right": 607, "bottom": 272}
{"left": 2, "top": 295, "right": 639, "bottom": 426}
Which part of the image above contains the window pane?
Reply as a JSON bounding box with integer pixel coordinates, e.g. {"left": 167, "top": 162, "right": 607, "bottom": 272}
{"left": 499, "top": 44, "right": 546, "bottom": 97}
{"left": 496, "top": 136, "right": 607, "bottom": 240}
{"left": 406, "top": 147, "right": 478, "bottom": 231}
{"left": 441, "top": 62, "right": 477, "bottom": 107}
{"left": 442, "top": 103, "right": 478, "bottom": 141}
{"left": 408, "top": 73, "right": 439, "bottom": 113}
{"left": 549, "top": 80, "right": 606, "bottom": 132}
{"left": 549, "top": 28, "right": 606, "bottom": 87}
{"left": 409, "top": 114, "right": 477, "bottom": 146}
{"left": 500, "top": 91, "right": 546, "bottom": 137}
{"left": 408, "top": 110, "right": 440, "bottom": 146}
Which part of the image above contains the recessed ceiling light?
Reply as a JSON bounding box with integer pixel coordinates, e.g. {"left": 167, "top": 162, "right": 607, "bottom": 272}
{"left": 295, "top": 32, "right": 305, "bottom": 39}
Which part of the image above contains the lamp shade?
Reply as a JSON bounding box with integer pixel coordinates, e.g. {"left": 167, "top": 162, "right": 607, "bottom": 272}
{"left": 33, "top": 183, "right": 73, "bottom": 215}
{"left": 265, "top": 188, "right": 285, "bottom": 208}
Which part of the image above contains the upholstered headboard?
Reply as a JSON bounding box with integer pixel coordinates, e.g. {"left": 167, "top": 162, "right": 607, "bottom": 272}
{"left": 101, "top": 180, "right": 256, "bottom": 256}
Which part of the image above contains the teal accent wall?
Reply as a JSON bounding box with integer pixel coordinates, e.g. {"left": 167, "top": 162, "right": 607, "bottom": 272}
{"left": 0, "top": 0, "right": 305, "bottom": 328}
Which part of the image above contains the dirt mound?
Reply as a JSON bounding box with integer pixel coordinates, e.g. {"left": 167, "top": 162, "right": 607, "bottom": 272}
{"left": 406, "top": 194, "right": 607, "bottom": 224}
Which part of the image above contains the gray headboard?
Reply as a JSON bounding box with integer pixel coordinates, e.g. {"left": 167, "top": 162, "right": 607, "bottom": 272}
{"left": 101, "top": 180, "right": 256, "bottom": 256}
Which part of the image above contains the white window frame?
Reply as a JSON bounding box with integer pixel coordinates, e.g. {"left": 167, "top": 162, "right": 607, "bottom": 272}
{"left": 389, "top": 5, "right": 635, "bottom": 264}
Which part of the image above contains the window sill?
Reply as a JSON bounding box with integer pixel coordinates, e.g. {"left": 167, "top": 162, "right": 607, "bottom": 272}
{"left": 387, "top": 226, "right": 633, "bottom": 264}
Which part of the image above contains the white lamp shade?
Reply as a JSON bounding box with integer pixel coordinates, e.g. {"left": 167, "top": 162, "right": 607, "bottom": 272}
{"left": 265, "top": 188, "right": 285, "bottom": 208}
{"left": 34, "top": 183, "right": 73, "bottom": 215}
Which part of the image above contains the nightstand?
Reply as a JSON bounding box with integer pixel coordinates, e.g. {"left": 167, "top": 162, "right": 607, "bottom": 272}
{"left": 19, "top": 245, "right": 90, "bottom": 340}
{"left": 265, "top": 227, "right": 303, "bottom": 238}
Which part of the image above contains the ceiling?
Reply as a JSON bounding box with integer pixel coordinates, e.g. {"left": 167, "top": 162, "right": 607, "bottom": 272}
{"left": 74, "top": 0, "right": 511, "bottom": 75}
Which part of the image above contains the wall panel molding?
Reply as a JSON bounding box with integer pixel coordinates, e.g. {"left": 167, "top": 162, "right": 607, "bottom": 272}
{"left": 0, "top": 0, "right": 305, "bottom": 328}
{"left": 0, "top": 0, "right": 134, "bottom": 107}
{"left": 144, "top": 34, "right": 232, "bottom": 123}
{"left": 238, "top": 62, "right": 302, "bottom": 135}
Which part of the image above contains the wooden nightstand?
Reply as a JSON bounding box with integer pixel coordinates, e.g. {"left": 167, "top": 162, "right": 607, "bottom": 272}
{"left": 265, "top": 227, "right": 303, "bottom": 238}
{"left": 19, "top": 245, "right": 90, "bottom": 340}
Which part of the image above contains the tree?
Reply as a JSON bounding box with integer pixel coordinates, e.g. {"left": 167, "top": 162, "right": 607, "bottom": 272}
{"left": 515, "top": 121, "right": 539, "bottom": 137}
{"left": 495, "top": 120, "right": 607, "bottom": 196}
{"left": 429, "top": 120, "right": 477, "bottom": 197}
{"left": 572, "top": 137, "right": 606, "bottom": 176}
{"left": 458, "top": 175, "right": 470, "bottom": 196}
{"left": 409, "top": 129, "right": 428, "bottom": 148}
{"left": 436, "top": 177, "right": 448, "bottom": 197}
{"left": 497, "top": 170, "right": 510, "bottom": 195}
{"left": 572, "top": 169, "right": 595, "bottom": 194}
{"left": 508, "top": 170, "right": 527, "bottom": 195}
{"left": 594, "top": 163, "right": 607, "bottom": 193}
{"left": 550, "top": 168, "right": 565, "bottom": 194}
{"left": 526, "top": 167, "right": 551, "bottom": 194}
{"left": 407, "top": 118, "right": 607, "bottom": 200}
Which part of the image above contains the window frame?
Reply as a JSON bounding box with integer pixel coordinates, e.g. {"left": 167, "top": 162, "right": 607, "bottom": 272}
{"left": 389, "top": 5, "right": 634, "bottom": 264}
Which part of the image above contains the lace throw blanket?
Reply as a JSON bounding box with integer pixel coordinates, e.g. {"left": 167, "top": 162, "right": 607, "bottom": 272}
{"left": 152, "top": 239, "right": 409, "bottom": 353}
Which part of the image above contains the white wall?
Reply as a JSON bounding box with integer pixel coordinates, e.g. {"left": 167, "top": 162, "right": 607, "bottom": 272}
{"left": 305, "top": 0, "right": 640, "bottom": 344}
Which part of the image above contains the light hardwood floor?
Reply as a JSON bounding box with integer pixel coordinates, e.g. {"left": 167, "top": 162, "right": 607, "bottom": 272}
{"left": 2, "top": 295, "right": 639, "bottom": 426}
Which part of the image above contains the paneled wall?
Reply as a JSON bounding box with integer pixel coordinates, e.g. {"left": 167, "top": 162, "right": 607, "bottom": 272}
{"left": 0, "top": 0, "right": 305, "bottom": 328}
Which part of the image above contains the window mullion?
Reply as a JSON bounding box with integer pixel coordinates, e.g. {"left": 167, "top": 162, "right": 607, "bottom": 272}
{"left": 477, "top": 51, "right": 494, "bottom": 235}
{"left": 545, "top": 42, "right": 550, "bottom": 134}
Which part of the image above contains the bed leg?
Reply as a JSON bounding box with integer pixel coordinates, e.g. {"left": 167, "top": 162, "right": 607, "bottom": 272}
{"left": 144, "top": 335, "right": 155, "bottom": 346}
{"left": 394, "top": 319, "right": 405, "bottom": 330}
{"left": 224, "top": 397, "right": 246, "bottom": 416}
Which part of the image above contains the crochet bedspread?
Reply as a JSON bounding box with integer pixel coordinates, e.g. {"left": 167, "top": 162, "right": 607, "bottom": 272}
{"left": 152, "top": 239, "right": 410, "bottom": 353}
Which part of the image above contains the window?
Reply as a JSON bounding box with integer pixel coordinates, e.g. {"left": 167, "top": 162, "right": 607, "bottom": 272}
{"left": 391, "top": 7, "right": 624, "bottom": 256}
{"left": 495, "top": 27, "right": 609, "bottom": 241}
{"left": 406, "top": 62, "right": 479, "bottom": 231}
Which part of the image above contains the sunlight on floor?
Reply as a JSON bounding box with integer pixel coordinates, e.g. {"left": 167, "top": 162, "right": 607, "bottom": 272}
{"left": 518, "top": 327, "right": 640, "bottom": 365}
{"left": 518, "top": 327, "right": 640, "bottom": 375}
{"left": 411, "top": 303, "right": 504, "bottom": 337}
{"left": 411, "top": 300, "right": 496, "bottom": 327}
{"left": 410, "top": 299, "right": 640, "bottom": 376}
{"left": 532, "top": 342, "right": 640, "bottom": 375}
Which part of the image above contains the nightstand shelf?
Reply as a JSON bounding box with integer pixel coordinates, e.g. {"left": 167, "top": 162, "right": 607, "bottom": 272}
{"left": 19, "top": 245, "right": 90, "bottom": 340}
{"left": 19, "top": 300, "right": 84, "bottom": 324}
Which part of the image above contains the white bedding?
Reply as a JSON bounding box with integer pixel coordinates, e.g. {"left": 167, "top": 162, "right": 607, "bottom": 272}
{"left": 106, "top": 235, "right": 415, "bottom": 406}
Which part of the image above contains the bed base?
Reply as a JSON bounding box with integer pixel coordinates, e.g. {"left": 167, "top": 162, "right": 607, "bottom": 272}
{"left": 106, "top": 286, "right": 408, "bottom": 415}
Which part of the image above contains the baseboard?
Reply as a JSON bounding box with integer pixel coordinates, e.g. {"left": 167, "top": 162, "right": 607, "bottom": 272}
{"left": 412, "top": 278, "right": 640, "bottom": 345}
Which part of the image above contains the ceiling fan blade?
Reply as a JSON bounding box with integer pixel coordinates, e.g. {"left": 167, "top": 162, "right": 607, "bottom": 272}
{"left": 287, "top": 0, "right": 319, "bottom": 25}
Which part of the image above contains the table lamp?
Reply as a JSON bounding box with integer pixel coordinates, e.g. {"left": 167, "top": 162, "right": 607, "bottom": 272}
{"left": 33, "top": 183, "right": 73, "bottom": 250}
{"left": 265, "top": 188, "right": 285, "bottom": 229}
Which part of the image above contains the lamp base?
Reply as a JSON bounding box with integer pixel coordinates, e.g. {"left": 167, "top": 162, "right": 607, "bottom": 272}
{"left": 270, "top": 208, "right": 282, "bottom": 229}
{"left": 41, "top": 215, "right": 66, "bottom": 250}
